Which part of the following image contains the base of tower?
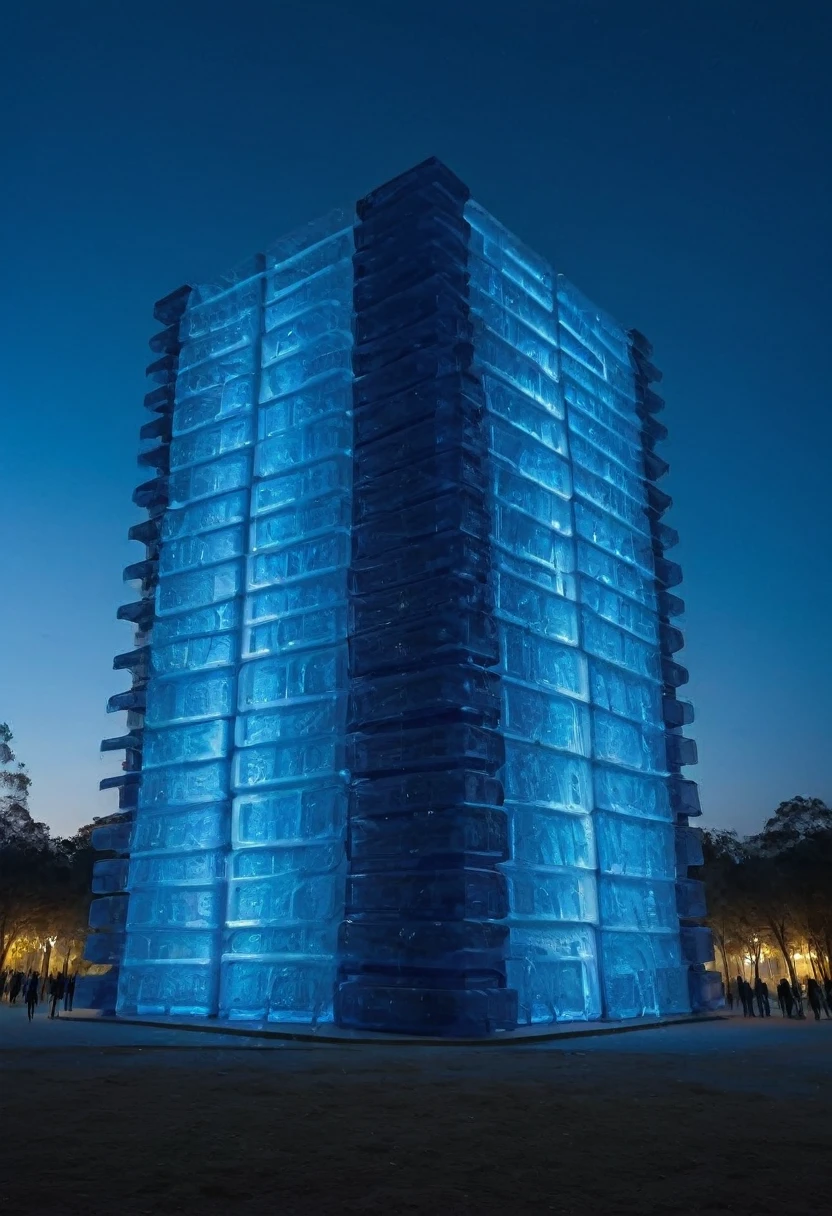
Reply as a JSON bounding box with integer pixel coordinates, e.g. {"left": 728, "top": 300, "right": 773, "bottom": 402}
{"left": 63, "top": 1008, "right": 724, "bottom": 1046}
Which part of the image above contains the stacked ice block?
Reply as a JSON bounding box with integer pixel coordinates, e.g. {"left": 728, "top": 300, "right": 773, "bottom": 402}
{"left": 336, "top": 163, "right": 516, "bottom": 1035}
{"left": 118, "top": 263, "right": 260, "bottom": 1016}
{"left": 220, "top": 213, "right": 354, "bottom": 1022}
{"left": 558, "top": 279, "right": 690, "bottom": 1017}
{"left": 466, "top": 204, "right": 601, "bottom": 1023}
{"left": 89, "top": 158, "right": 713, "bottom": 1033}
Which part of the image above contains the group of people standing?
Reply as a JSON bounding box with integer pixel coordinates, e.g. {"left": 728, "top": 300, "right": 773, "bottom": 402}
{"left": 726, "top": 973, "right": 832, "bottom": 1021}
{"left": 0, "top": 969, "right": 77, "bottom": 1021}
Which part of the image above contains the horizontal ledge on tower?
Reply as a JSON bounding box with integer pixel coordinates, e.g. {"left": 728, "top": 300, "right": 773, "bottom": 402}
{"left": 681, "top": 926, "right": 714, "bottom": 966}
{"left": 88, "top": 894, "right": 128, "bottom": 931}
{"left": 123, "top": 559, "right": 158, "bottom": 584}
{"left": 659, "top": 623, "right": 685, "bottom": 654}
{"left": 148, "top": 325, "right": 181, "bottom": 356}
{"left": 137, "top": 444, "right": 170, "bottom": 472}
{"left": 99, "top": 772, "right": 141, "bottom": 792}
{"left": 643, "top": 450, "right": 669, "bottom": 481}
{"left": 662, "top": 658, "right": 689, "bottom": 688}
{"left": 128, "top": 518, "right": 159, "bottom": 546}
{"left": 90, "top": 816, "right": 132, "bottom": 854}
{"left": 132, "top": 477, "right": 168, "bottom": 510}
{"left": 676, "top": 878, "right": 707, "bottom": 920}
{"left": 642, "top": 415, "right": 669, "bottom": 445}
{"left": 113, "top": 646, "right": 150, "bottom": 672}
{"left": 658, "top": 590, "right": 685, "bottom": 618}
{"left": 665, "top": 733, "right": 699, "bottom": 768}
{"left": 655, "top": 522, "right": 679, "bottom": 551}
{"left": 654, "top": 558, "right": 683, "bottom": 588}
{"left": 106, "top": 689, "right": 146, "bottom": 713}
{"left": 153, "top": 284, "right": 191, "bottom": 327}
{"left": 116, "top": 598, "right": 153, "bottom": 626}
{"left": 83, "top": 931, "right": 126, "bottom": 965}
{"left": 144, "top": 386, "right": 174, "bottom": 414}
{"left": 662, "top": 696, "right": 695, "bottom": 728}
{"left": 671, "top": 777, "right": 702, "bottom": 818}
{"left": 139, "top": 414, "right": 172, "bottom": 443}
{"left": 628, "top": 328, "right": 654, "bottom": 359}
{"left": 638, "top": 388, "right": 665, "bottom": 415}
{"left": 647, "top": 484, "right": 672, "bottom": 515}
{"left": 145, "top": 354, "right": 177, "bottom": 385}
{"left": 100, "top": 733, "right": 143, "bottom": 752}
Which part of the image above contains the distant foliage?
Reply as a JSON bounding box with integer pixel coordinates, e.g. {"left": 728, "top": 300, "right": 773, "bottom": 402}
{"left": 0, "top": 723, "right": 97, "bottom": 970}
{"left": 701, "top": 796, "right": 832, "bottom": 985}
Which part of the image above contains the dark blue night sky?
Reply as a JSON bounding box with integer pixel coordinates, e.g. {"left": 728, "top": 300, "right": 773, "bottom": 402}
{"left": 1, "top": 0, "right": 829, "bottom": 837}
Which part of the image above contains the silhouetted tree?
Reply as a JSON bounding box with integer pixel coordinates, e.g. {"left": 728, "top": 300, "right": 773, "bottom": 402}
{"left": 0, "top": 724, "right": 97, "bottom": 969}
{"left": 702, "top": 796, "right": 832, "bottom": 987}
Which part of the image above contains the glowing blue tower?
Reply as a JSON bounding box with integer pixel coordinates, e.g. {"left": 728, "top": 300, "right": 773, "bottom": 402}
{"left": 85, "top": 159, "right": 718, "bottom": 1034}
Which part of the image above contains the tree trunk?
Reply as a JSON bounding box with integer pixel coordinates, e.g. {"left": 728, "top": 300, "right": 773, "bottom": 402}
{"left": 809, "top": 947, "right": 822, "bottom": 982}
{"left": 768, "top": 919, "right": 799, "bottom": 988}
{"left": 809, "top": 934, "right": 828, "bottom": 980}
{"left": 0, "top": 922, "right": 19, "bottom": 971}
{"left": 747, "top": 939, "right": 762, "bottom": 984}
{"left": 715, "top": 927, "right": 731, "bottom": 985}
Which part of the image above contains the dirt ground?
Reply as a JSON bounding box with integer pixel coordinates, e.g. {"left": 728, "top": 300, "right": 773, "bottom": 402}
{"left": 0, "top": 1009, "right": 829, "bottom": 1215}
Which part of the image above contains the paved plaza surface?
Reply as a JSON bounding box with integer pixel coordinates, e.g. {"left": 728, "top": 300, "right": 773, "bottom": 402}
{"left": 1, "top": 1004, "right": 830, "bottom": 1215}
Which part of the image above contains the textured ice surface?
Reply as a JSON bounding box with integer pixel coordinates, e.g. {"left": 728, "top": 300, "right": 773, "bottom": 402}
{"left": 105, "top": 168, "right": 701, "bottom": 1030}
{"left": 118, "top": 277, "right": 261, "bottom": 1017}
{"left": 216, "top": 214, "right": 355, "bottom": 1023}
{"left": 466, "top": 209, "right": 603, "bottom": 1024}
{"left": 555, "top": 277, "right": 690, "bottom": 1018}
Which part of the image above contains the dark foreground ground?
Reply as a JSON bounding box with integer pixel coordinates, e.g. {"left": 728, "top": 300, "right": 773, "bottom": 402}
{"left": 1, "top": 1005, "right": 830, "bottom": 1215}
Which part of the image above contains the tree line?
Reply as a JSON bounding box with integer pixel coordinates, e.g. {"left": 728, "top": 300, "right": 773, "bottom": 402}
{"left": 1, "top": 723, "right": 101, "bottom": 974}
{"left": 701, "top": 796, "right": 832, "bottom": 988}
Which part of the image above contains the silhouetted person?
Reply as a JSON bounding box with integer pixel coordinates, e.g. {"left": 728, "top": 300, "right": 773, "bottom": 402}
{"left": 755, "top": 978, "right": 771, "bottom": 1017}
{"left": 824, "top": 978, "right": 832, "bottom": 1016}
{"left": 49, "top": 974, "right": 65, "bottom": 1019}
{"left": 9, "top": 972, "right": 22, "bottom": 1004}
{"left": 819, "top": 980, "right": 832, "bottom": 1019}
{"left": 744, "top": 980, "right": 756, "bottom": 1016}
{"left": 0, "top": 971, "right": 6, "bottom": 1000}
{"left": 725, "top": 981, "right": 734, "bottom": 1011}
{"left": 736, "top": 975, "right": 748, "bottom": 1015}
{"left": 64, "top": 973, "right": 76, "bottom": 1012}
{"left": 777, "top": 978, "right": 792, "bottom": 1017}
{"left": 807, "top": 978, "right": 823, "bottom": 1020}
{"left": 791, "top": 981, "right": 805, "bottom": 1019}
{"left": 25, "top": 973, "right": 39, "bottom": 1021}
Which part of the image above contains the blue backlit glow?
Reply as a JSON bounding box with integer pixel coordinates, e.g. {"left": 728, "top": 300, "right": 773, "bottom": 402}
{"left": 86, "top": 159, "right": 718, "bottom": 1034}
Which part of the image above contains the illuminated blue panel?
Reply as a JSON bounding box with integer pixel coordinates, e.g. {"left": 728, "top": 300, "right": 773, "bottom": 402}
{"left": 221, "top": 211, "right": 354, "bottom": 1023}
{"left": 90, "top": 158, "right": 710, "bottom": 1033}
{"left": 117, "top": 262, "right": 260, "bottom": 1017}
{"left": 466, "top": 201, "right": 601, "bottom": 1025}
{"left": 557, "top": 279, "right": 690, "bottom": 1017}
